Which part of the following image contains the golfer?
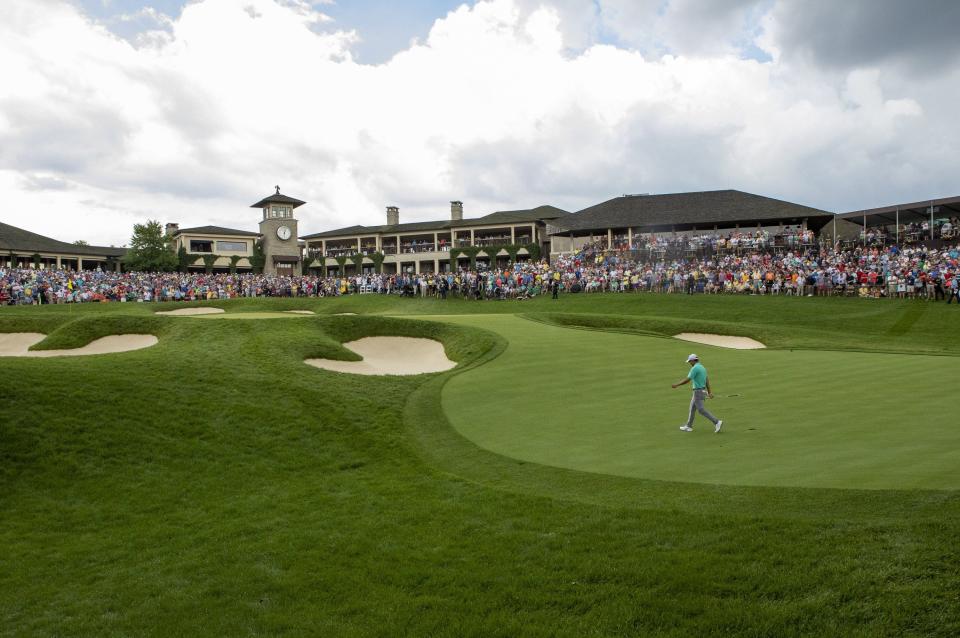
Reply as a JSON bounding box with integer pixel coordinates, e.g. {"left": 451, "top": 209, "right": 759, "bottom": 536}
{"left": 671, "top": 354, "right": 723, "bottom": 433}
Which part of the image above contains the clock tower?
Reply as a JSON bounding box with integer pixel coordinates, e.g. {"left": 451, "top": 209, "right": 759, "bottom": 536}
{"left": 252, "top": 186, "right": 305, "bottom": 276}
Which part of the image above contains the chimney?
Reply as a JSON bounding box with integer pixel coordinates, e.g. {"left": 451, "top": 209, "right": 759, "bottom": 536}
{"left": 386, "top": 206, "right": 399, "bottom": 226}
{"left": 165, "top": 223, "right": 179, "bottom": 237}
{"left": 450, "top": 200, "right": 463, "bottom": 221}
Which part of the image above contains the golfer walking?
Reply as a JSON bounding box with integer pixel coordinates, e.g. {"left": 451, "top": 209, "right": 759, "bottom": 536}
{"left": 671, "top": 354, "right": 723, "bottom": 433}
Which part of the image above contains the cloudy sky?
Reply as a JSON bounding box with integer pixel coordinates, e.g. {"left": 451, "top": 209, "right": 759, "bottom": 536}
{"left": 2, "top": 0, "right": 958, "bottom": 246}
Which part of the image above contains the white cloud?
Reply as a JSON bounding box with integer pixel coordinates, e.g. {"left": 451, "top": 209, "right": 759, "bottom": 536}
{"left": 0, "top": 0, "right": 956, "bottom": 247}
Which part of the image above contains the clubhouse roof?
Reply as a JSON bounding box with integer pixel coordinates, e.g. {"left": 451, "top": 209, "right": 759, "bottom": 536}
{"left": 300, "top": 204, "right": 569, "bottom": 240}
{"left": 549, "top": 190, "right": 835, "bottom": 236}
{"left": 0, "top": 221, "right": 126, "bottom": 258}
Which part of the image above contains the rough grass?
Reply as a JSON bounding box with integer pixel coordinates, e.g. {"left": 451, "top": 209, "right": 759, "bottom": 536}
{"left": 1, "top": 294, "right": 959, "bottom": 636}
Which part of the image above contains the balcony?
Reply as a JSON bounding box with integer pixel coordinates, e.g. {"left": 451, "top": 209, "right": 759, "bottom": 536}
{"left": 399, "top": 243, "right": 438, "bottom": 254}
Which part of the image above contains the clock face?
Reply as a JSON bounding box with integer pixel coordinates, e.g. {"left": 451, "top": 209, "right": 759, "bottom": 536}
{"left": 277, "top": 225, "right": 292, "bottom": 240}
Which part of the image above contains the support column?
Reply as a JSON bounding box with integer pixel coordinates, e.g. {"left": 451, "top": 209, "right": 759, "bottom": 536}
{"left": 433, "top": 232, "right": 438, "bottom": 251}
{"left": 627, "top": 227, "right": 633, "bottom": 249}
{"left": 77, "top": 257, "right": 83, "bottom": 271}
{"left": 470, "top": 229, "right": 475, "bottom": 246}
{"left": 895, "top": 208, "right": 899, "bottom": 244}
{"left": 607, "top": 228, "right": 612, "bottom": 249}
{"left": 56, "top": 255, "right": 61, "bottom": 269}
{"left": 510, "top": 226, "right": 515, "bottom": 244}
{"left": 397, "top": 235, "right": 401, "bottom": 254}
{"left": 434, "top": 258, "right": 439, "bottom": 273}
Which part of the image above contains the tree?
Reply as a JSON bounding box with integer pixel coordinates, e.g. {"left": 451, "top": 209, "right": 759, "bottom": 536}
{"left": 228, "top": 255, "right": 242, "bottom": 274}
{"left": 201, "top": 253, "right": 220, "bottom": 274}
{"left": 125, "top": 220, "right": 177, "bottom": 272}
{"left": 73, "top": 240, "right": 89, "bottom": 246}
{"left": 524, "top": 242, "right": 542, "bottom": 262}
{"left": 369, "top": 251, "right": 386, "bottom": 274}
{"left": 350, "top": 253, "right": 364, "bottom": 274}
{"left": 31, "top": 253, "right": 42, "bottom": 268}
{"left": 177, "top": 246, "right": 192, "bottom": 273}
{"left": 459, "top": 246, "right": 480, "bottom": 270}
{"left": 249, "top": 241, "right": 266, "bottom": 274}
{"left": 334, "top": 255, "right": 348, "bottom": 275}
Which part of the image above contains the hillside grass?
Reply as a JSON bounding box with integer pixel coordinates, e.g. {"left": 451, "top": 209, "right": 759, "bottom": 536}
{"left": 1, "top": 294, "right": 959, "bottom": 636}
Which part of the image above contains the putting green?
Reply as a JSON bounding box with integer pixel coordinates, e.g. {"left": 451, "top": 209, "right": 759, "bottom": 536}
{"left": 439, "top": 315, "right": 960, "bottom": 490}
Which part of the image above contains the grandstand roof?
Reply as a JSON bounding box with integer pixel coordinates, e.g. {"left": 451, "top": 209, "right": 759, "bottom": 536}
{"left": 300, "top": 205, "right": 568, "bottom": 240}
{"left": 550, "top": 190, "right": 834, "bottom": 235}
{"left": 836, "top": 195, "right": 960, "bottom": 226}
{"left": 0, "top": 221, "right": 127, "bottom": 257}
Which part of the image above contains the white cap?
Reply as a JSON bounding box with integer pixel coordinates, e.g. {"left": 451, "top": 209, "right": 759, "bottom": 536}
{"left": 686, "top": 354, "right": 699, "bottom": 362}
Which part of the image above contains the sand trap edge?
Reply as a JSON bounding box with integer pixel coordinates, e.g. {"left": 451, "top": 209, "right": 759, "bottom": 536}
{"left": 673, "top": 333, "right": 766, "bottom": 350}
{"left": 0, "top": 333, "right": 158, "bottom": 357}
{"left": 305, "top": 336, "right": 456, "bottom": 376}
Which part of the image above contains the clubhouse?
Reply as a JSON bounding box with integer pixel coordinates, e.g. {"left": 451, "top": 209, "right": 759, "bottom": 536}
{"left": 300, "top": 202, "right": 569, "bottom": 275}
{"left": 2, "top": 190, "right": 958, "bottom": 274}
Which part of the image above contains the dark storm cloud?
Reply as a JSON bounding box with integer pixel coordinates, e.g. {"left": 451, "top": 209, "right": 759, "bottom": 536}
{"left": 770, "top": 0, "right": 960, "bottom": 71}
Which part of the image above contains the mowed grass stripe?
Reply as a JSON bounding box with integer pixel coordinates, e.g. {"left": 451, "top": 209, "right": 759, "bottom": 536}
{"left": 440, "top": 315, "right": 959, "bottom": 490}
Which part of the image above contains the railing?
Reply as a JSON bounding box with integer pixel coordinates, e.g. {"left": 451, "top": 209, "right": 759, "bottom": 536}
{"left": 325, "top": 249, "right": 359, "bottom": 258}
{"left": 473, "top": 237, "right": 512, "bottom": 246}
{"left": 400, "top": 244, "right": 437, "bottom": 254}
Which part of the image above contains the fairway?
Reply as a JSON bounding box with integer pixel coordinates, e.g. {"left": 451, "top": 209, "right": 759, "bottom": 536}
{"left": 441, "top": 314, "right": 960, "bottom": 489}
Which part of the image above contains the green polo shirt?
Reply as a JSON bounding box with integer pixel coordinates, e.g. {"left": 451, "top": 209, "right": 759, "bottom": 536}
{"left": 687, "top": 362, "right": 708, "bottom": 390}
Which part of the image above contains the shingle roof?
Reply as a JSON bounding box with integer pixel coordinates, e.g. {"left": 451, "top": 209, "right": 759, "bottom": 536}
{"left": 0, "top": 221, "right": 127, "bottom": 257}
{"left": 174, "top": 225, "right": 260, "bottom": 237}
{"left": 472, "top": 205, "right": 569, "bottom": 225}
{"left": 551, "top": 190, "right": 834, "bottom": 235}
{"left": 249, "top": 188, "right": 306, "bottom": 209}
{"left": 300, "top": 205, "right": 569, "bottom": 240}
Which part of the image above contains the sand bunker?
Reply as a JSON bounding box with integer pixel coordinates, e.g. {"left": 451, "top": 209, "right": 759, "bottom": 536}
{"left": 305, "top": 337, "right": 456, "bottom": 376}
{"left": 333, "top": 312, "right": 357, "bottom": 316}
{"left": 285, "top": 310, "right": 315, "bottom": 315}
{"left": 155, "top": 307, "right": 224, "bottom": 316}
{"left": 674, "top": 333, "right": 766, "bottom": 350}
{"left": 0, "top": 332, "right": 158, "bottom": 357}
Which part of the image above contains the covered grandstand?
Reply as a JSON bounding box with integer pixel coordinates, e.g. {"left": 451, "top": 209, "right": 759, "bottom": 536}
{"left": 836, "top": 196, "right": 960, "bottom": 246}
{"left": 548, "top": 189, "right": 835, "bottom": 256}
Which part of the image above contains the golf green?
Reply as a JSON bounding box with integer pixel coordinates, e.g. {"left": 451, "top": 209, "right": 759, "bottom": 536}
{"left": 440, "top": 314, "right": 959, "bottom": 490}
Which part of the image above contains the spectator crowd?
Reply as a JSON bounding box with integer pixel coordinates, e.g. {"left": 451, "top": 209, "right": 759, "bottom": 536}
{"left": 3, "top": 238, "right": 959, "bottom": 305}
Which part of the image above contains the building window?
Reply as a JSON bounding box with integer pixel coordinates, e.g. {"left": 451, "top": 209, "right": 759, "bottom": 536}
{"left": 217, "top": 241, "right": 248, "bottom": 253}
{"left": 271, "top": 205, "right": 292, "bottom": 218}
{"left": 190, "top": 240, "right": 213, "bottom": 252}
